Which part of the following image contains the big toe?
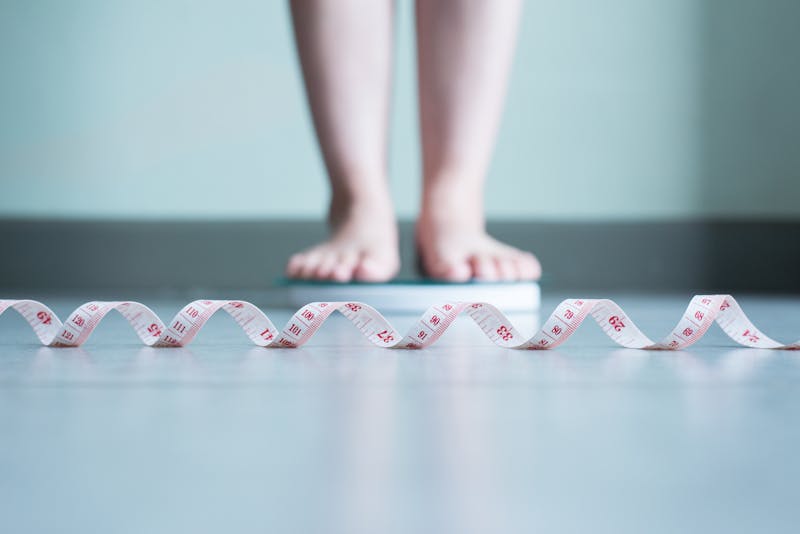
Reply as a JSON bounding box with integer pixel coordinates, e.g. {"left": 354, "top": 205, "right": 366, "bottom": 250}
{"left": 313, "top": 253, "right": 340, "bottom": 280}
{"left": 353, "top": 254, "right": 397, "bottom": 282}
{"left": 330, "top": 252, "right": 359, "bottom": 283}
{"left": 287, "top": 252, "right": 320, "bottom": 279}
{"left": 421, "top": 252, "right": 471, "bottom": 282}
{"left": 286, "top": 253, "right": 305, "bottom": 277}
{"left": 470, "top": 254, "right": 500, "bottom": 281}
{"left": 495, "top": 256, "right": 519, "bottom": 281}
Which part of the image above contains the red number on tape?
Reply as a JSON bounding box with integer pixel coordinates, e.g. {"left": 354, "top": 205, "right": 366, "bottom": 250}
{"left": 377, "top": 330, "right": 394, "bottom": 343}
{"left": 37, "top": 311, "right": 52, "bottom": 325}
{"left": 497, "top": 325, "right": 513, "bottom": 341}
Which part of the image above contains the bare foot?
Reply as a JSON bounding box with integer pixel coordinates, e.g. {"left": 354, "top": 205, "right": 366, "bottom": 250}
{"left": 416, "top": 187, "right": 541, "bottom": 282}
{"left": 286, "top": 192, "right": 399, "bottom": 282}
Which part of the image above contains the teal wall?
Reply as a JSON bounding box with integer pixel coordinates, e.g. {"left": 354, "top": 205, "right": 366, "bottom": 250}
{"left": 1, "top": 0, "right": 798, "bottom": 220}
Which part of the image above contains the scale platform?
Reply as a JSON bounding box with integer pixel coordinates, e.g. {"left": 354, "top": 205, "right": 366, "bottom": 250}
{"left": 275, "top": 278, "right": 540, "bottom": 313}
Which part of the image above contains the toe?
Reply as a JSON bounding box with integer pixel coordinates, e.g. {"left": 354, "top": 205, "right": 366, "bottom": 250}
{"left": 512, "top": 256, "right": 532, "bottom": 281}
{"left": 286, "top": 253, "right": 306, "bottom": 278}
{"left": 443, "top": 260, "right": 471, "bottom": 282}
{"left": 496, "top": 256, "right": 519, "bottom": 281}
{"left": 517, "top": 252, "right": 541, "bottom": 280}
{"left": 314, "top": 253, "right": 339, "bottom": 280}
{"left": 297, "top": 252, "right": 323, "bottom": 279}
{"left": 331, "top": 252, "right": 358, "bottom": 283}
{"left": 421, "top": 253, "right": 470, "bottom": 282}
{"left": 354, "top": 253, "right": 397, "bottom": 282}
{"left": 421, "top": 258, "right": 450, "bottom": 279}
{"left": 435, "top": 259, "right": 471, "bottom": 282}
{"left": 471, "top": 254, "right": 499, "bottom": 281}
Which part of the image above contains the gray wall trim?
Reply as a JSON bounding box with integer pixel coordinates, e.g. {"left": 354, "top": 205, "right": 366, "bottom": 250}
{"left": 0, "top": 219, "right": 797, "bottom": 293}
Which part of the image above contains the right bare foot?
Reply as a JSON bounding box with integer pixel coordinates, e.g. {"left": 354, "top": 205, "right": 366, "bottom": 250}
{"left": 286, "top": 192, "right": 399, "bottom": 283}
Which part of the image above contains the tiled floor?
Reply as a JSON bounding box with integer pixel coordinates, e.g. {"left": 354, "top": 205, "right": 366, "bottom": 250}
{"left": 1, "top": 293, "right": 799, "bottom": 533}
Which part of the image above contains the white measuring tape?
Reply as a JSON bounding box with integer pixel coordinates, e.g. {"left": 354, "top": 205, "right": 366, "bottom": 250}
{"left": 1, "top": 295, "right": 797, "bottom": 350}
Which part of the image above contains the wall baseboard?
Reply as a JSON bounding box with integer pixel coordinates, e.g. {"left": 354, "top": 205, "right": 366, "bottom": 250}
{"left": 0, "top": 219, "right": 797, "bottom": 293}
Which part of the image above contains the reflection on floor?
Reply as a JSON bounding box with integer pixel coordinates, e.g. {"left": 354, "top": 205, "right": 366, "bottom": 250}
{"left": 1, "top": 293, "right": 798, "bottom": 534}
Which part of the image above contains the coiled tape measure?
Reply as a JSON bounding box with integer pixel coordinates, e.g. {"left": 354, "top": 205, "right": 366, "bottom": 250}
{"left": 1, "top": 295, "right": 797, "bottom": 350}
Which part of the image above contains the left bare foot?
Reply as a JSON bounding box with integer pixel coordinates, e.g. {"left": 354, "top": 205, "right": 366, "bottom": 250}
{"left": 416, "top": 206, "right": 541, "bottom": 282}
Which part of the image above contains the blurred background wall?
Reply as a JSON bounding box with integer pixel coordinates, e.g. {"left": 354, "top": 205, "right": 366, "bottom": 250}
{"left": 2, "top": 0, "right": 798, "bottom": 221}
{"left": 0, "top": 0, "right": 798, "bottom": 293}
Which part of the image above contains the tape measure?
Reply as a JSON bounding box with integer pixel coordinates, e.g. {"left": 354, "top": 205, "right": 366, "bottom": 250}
{"left": 1, "top": 295, "right": 797, "bottom": 350}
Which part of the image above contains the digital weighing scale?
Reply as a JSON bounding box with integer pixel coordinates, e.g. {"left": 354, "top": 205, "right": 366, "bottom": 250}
{"left": 276, "top": 278, "right": 540, "bottom": 312}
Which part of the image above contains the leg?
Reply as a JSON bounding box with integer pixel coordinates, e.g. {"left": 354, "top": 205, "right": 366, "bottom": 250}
{"left": 287, "top": 0, "right": 399, "bottom": 282}
{"left": 415, "top": 0, "right": 540, "bottom": 281}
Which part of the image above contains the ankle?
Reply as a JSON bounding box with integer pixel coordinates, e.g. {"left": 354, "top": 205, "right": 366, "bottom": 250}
{"left": 420, "top": 177, "right": 485, "bottom": 230}
{"left": 328, "top": 183, "right": 394, "bottom": 226}
{"left": 328, "top": 200, "right": 394, "bottom": 233}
